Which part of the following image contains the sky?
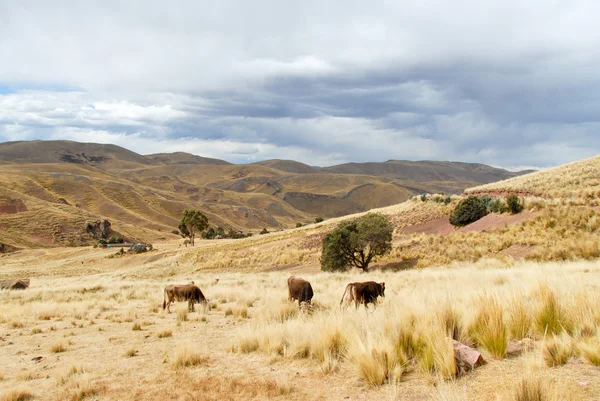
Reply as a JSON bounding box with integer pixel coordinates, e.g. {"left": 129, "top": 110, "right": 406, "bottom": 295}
{"left": 1, "top": 1, "right": 600, "bottom": 169}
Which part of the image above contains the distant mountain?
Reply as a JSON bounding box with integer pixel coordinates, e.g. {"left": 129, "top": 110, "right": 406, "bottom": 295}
{"left": 147, "top": 152, "right": 231, "bottom": 166}
{"left": 0, "top": 140, "right": 529, "bottom": 249}
{"left": 323, "top": 160, "right": 527, "bottom": 184}
{"left": 0, "top": 140, "right": 156, "bottom": 169}
{"left": 253, "top": 159, "right": 319, "bottom": 174}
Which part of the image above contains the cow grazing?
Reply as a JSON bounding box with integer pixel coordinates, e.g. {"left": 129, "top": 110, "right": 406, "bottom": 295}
{"left": 163, "top": 284, "right": 207, "bottom": 313}
{"left": 340, "top": 281, "right": 385, "bottom": 309}
{"left": 287, "top": 276, "right": 314, "bottom": 306}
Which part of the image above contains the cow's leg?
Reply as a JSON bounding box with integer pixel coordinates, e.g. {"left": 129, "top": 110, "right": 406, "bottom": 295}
{"left": 167, "top": 299, "right": 172, "bottom": 313}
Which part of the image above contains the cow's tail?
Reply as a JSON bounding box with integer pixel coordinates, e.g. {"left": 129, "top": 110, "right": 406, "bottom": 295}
{"left": 162, "top": 287, "right": 167, "bottom": 310}
{"left": 339, "top": 284, "right": 350, "bottom": 307}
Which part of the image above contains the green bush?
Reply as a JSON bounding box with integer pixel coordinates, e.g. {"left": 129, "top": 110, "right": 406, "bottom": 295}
{"left": 107, "top": 235, "right": 123, "bottom": 244}
{"left": 314, "top": 217, "right": 324, "bottom": 224}
{"left": 449, "top": 196, "right": 488, "bottom": 227}
{"left": 420, "top": 193, "right": 428, "bottom": 202}
{"left": 296, "top": 222, "right": 303, "bottom": 228}
{"left": 488, "top": 198, "right": 507, "bottom": 213}
{"left": 506, "top": 194, "right": 524, "bottom": 214}
{"left": 259, "top": 228, "right": 269, "bottom": 235}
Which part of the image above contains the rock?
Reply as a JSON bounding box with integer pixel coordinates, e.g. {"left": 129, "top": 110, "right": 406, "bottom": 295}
{"left": 0, "top": 278, "right": 30, "bottom": 290}
{"left": 127, "top": 243, "right": 148, "bottom": 254}
{"left": 453, "top": 340, "right": 485, "bottom": 374}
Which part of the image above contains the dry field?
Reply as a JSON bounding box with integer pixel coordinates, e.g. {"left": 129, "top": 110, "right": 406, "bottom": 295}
{"left": 2, "top": 253, "right": 600, "bottom": 400}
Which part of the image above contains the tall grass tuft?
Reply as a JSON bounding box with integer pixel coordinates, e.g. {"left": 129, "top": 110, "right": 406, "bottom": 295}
{"left": 507, "top": 292, "right": 533, "bottom": 339}
{"left": 469, "top": 294, "right": 507, "bottom": 358}
{"left": 514, "top": 376, "right": 545, "bottom": 401}
{"left": 0, "top": 389, "right": 36, "bottom": 401}
{"left": 171, "top": 345, "right": 209, "bottom": 369}
{"left": 533, "top": 283, "right": 569, "bottom": 337}
{"left": 577, "top": 339, "right": 600, "bottom": 366}
{"left": 542, "top": 335, "right": 572, "bottom": 367}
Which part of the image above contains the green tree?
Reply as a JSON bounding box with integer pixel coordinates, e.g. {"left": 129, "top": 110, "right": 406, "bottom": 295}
{"left": 178, "top": 209, "right": 208, "bottom": 246}
{"left": 321, "top": 213, "right": 393, "bottom": 272}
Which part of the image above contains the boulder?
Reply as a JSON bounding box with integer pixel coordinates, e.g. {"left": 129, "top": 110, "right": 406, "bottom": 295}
{"left": 1, "top": 279, "right": 30, "bottom": 290}
{"left": 127, "top": 243, "right": 148, "bottom": 254}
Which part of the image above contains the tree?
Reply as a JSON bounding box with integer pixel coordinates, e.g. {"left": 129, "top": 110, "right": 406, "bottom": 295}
{"left": 321, "top": 213, "right": 393, "bottom": 272}
{"left": 178, "top": 209, "right": 208, "bottom": 246}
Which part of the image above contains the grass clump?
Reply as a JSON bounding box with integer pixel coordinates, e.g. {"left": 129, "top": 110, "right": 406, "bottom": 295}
{"left": 131, "top": 322, "right": 142, "bottom": 331}
{"left": 50, "top": 341, "right": 66, "bottom": 353}
{"left": 577, "top": 340, "right": 600, "bottom": 366}
{"left": 514, "top": 376, "right": 545, "bottom": 401}
{"left": 124, "top": 347, "right": 137, "bottom": 358}
{"left": 533, "top": 284, "right": 570, "bottom": 337}
{"left": 542, "top": 335, "right": 572, "bottom": 367}
{"left": 469, "top": 294, "right": 507, "bottom": 359}
{"left": 171, "top": 346, "right": 208, "bottom": 369}
{"left": 157, "top": 329, "right": 172, "bottom": 338}
{"left": 0, "top": 389, "right": 36, "bottom": 401}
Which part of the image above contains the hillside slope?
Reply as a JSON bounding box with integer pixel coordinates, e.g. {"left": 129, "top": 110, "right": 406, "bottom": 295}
{"left": 465, "top": 154, "right": 600, "bottom": 200}
{"left": 0, "top": 140, "right": 525, "bottom": 249}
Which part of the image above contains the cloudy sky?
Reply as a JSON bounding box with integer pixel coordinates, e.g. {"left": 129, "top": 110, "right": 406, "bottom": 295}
{"left": 1, "top": 1, "right": 600, "bottom": 169}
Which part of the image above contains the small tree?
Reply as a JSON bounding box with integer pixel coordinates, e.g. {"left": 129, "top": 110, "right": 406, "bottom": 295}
{"left": 506, "top": 194, "right": 524, "bottom": 214}
{"left": 449, "top": 196, "right": 488, "bottom": 227}
{"left": 321, "top": 213, "right": 393, "bottom": 272}
{"left": 178, "top": 209, "right": 208, "bottom": 246}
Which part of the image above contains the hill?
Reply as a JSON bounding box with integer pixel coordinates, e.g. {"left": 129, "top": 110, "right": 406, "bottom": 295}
{"left": 147, "top": 152, "right": 231, "bottom": 166}
{"left": 465, "top": 154, "right": 600, "bottom": 201}
{"left": 0, "top": 140, "right": 524, "bottom": 249}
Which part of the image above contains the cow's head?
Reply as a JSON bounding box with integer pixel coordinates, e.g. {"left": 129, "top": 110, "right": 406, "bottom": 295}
{"left": 379, "top": 282, "right": 385, "bottom": 298}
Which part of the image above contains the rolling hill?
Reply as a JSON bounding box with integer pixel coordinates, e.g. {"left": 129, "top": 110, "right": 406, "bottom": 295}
{"left": 0, "top": 140, "right": 527, "bottom": 249}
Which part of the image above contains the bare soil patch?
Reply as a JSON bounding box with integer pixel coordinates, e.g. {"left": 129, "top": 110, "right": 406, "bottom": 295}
{"left": 457, "top": 211, "right": 537, "bottom": 234}
{"left": 401, "top": 216, "right": 454, "bottom": 236}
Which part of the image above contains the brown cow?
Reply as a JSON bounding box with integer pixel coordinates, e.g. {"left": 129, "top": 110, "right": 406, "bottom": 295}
{"left": 163, "top": 284, "right": 207, "bottom": 313}
{"left": 340, "top": 281, "right": 385, "bottom": 309}
{"left": 287, "top": 276, "right": 314, "bottom": 306}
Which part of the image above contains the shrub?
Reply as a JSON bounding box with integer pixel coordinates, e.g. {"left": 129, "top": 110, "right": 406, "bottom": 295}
{"left": 314, "top": 217, "right": 324, "bottom": 224}
{"left": 489, "top": 198, "right": 508, "bottom": 213}
{"left": 420, "top": 193, "right": 428, "bottom": 202}
{"left": 449, "top": 196, "right": 488, "bottom": 226}
{"left": 171, "top": 229, "right": 179, "bottom": 235}
{"left": 107, "top": 235, "right": 122, "bottom": 244}
{"left": 259, "top": 228, "right": 269, "bottom": 235}
{"left": 444, "top": 196, "right": 452, "bottom": 205}
{"left": 507, "top": 194, "right": 524, "bottom": 214}
{"left": 296, "top": 222, "right": 303, "bottom": 228}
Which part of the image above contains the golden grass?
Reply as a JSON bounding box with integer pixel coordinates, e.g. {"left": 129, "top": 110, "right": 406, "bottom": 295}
{"left": 156, "top": 329, "right": 172, "bottom": 338}
{"left": 50, "top": 341, "right": 66, "bottom": 353}
{"left": 466, "top": 153, "right": 600, "bottom": 201}
{"left": 1, "top": 255, "right": 600, "bottom": 399}
{"left": 171, "top": 346, "right": 209, "bottom": 369}
{"left": 468, "top": 294, "right": 507, "bottom": 359}
{"left": 542, "top": 335, "right": 572, "bottom": 367}
{"left": 0, "top": 389, "right": 35, "bottom": 401}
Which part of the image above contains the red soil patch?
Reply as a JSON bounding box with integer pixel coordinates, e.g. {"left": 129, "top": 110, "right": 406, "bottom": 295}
{"left": 0, "top": 197, "right": 28, "bottom": 214}
{"left": 402, "top": 211, "right": 537, "bottom": 236}
{"left": 466, "top": 190, "right": 544, "bottom": 198}
{"left": 457, "top": 211, "right": 537, "bottom": 234}
{"left": 401, "top": 217, "right": 454, "bottom": 236}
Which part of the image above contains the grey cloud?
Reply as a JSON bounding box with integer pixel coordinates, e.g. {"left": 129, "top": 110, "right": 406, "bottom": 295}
{"left": 1, "top": 1, "right": 600, "bottom": 169}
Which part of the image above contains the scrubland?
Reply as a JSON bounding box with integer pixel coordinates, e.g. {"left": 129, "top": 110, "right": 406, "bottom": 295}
{"left": 1, "top": 259, "right": 600, "bottom": 400}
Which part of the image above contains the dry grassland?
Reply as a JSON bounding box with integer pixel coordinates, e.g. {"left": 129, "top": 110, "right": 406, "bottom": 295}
{"left": 1, "top": 258, "right": 600, "bottom": 400}
{"left": 466, "top": 154, "right": 600, "bottom": 201}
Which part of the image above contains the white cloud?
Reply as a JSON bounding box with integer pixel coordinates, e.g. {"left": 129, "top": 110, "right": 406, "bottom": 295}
{"left": 1, "top": 1, "right": 600, "bottom": 168}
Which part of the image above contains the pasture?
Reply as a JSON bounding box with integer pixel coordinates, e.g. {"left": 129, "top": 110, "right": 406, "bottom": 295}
{"left": 1, "top": 256, "right": 600, "bottom": 400}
